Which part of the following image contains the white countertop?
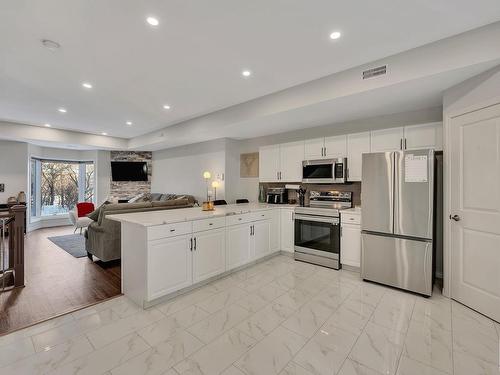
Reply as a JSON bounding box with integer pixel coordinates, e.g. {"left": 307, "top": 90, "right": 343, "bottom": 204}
{"left": 107, "top": 203, "right": 294, "bottom": 227}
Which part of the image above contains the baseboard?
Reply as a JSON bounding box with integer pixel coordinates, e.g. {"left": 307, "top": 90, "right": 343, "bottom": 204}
{"left": 341, "top": 264, "right": 360, "bottom": 273}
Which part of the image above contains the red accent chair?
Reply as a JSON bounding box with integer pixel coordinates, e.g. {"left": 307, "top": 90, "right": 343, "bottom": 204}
{"left": 69, "top": 202, "right": 95, "bottom": 234}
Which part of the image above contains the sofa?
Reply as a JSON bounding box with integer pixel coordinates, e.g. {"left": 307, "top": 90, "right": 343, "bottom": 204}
{"left": 85, "top": 197, "right": 195, "bottom": 262}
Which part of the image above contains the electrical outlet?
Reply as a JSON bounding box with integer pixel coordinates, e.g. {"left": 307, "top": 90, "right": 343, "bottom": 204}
{"left": 0, "top": 183, "right": 4, "bottom": 192}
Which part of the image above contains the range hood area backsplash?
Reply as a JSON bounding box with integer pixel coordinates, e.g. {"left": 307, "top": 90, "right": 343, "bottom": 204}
{"left": 259, "top": 182, "right": 362, "bottom": 207}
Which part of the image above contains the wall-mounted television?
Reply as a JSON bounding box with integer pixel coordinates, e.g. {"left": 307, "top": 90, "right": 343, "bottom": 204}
{"left": 111, "top": 161, "right": 148, "bottom": 181}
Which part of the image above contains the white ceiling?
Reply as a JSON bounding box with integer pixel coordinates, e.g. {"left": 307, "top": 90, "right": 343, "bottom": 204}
{"left": 1, "top": 0, "right": 500, "bottom": 139}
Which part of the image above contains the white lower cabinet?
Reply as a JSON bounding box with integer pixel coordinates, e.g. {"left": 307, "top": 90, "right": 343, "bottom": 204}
{"left": 192, "top": 228, "right": 226, "bottom": 283}
{"left": 341, "top": 223, "right": 361, "bottom": 268}
{"left": 269, "top": 209, "right": 280, "bottom": 252}
{"left": 226, "top": 223, "right": 252, "bottom": 271}
{"left": 280, "top": 208, "right": 295, "bottom": 253}
{"left": 147, "top": 235, "right": 193, "bottom": 300}
{"left": 253, "top": 220, "right": 271, "bottom": 260}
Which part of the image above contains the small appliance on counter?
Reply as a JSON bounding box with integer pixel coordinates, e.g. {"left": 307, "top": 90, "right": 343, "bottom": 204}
{"left": 266, "top": 187, "right": 288, "bottom": 204}
{"left": 294, "top": 190, "right": 353, "bottom": 269}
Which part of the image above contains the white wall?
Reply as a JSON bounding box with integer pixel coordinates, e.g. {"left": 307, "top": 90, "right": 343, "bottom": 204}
{"left": 0, "top": 140, "right": 28, "bottom": 203}
{"left": 152, "top": 139, "right": 227, "bottom": 203}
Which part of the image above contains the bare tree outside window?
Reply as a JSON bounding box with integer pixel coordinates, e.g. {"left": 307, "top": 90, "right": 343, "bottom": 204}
{"left": 31, "top": 159, "right": 95, "bottom": 216}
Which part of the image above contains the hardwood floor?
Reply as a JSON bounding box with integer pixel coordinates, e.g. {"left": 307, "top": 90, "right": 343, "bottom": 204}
{"left": 0, "top": 225, "right": 121, "bottom": 335}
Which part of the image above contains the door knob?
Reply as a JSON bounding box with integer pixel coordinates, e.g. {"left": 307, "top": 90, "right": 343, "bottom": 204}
{"left": 450, "top": 214, "right": 461, "bottom": 221}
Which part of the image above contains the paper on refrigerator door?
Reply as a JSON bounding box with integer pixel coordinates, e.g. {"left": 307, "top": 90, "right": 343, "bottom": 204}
{"left": 405, "top": 154, "right": 428, "bottom": 182}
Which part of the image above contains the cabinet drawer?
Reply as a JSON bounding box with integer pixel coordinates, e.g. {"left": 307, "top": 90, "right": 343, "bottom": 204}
{"left": 226, "top": 213, "right": 252, "bottom": 226}
{"left": 192, "top": 216, "right": 226, "bottom": 232}
{"left": 148, "top": 221, "right": 192, "bottom": 240}
{"left": 250, "top": 210, "right": 274, "bottom": 222}
{"left": 341, "top": 212, "right": 361, "bottom": 225}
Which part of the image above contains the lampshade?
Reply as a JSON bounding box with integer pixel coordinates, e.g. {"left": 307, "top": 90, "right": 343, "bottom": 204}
{"left": 211, "top": 180, "right": 219, "bottom": 188}
{"left": 203, "top": 171, "right": 211, "bottom": 179}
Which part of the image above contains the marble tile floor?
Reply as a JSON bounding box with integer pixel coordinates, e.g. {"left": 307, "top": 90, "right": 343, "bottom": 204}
{"left": 1, "top": 254, "right": 499, "bottom": 375}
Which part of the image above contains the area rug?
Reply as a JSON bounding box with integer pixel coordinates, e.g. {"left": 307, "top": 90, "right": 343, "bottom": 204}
{"left": 48, "top": 234, "right": 87, "bottom": 258}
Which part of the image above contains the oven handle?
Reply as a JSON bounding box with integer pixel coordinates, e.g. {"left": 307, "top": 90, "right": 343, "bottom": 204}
{"left": 294, "top": 214, "right": 339, "bottom": 225}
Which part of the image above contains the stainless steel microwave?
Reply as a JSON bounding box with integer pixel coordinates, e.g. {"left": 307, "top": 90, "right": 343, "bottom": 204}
{"left": 302, "top": 158, "right": 348, "bottom": 184}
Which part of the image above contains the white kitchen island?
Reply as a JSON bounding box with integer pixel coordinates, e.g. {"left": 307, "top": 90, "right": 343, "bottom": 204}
{"left": 108, "top": 204, "right": 294, "bottom": 308}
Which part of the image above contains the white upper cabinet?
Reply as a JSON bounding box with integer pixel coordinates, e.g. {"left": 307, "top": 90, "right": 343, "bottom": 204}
{"left": 259, "top": 144, "right": 280, "bottom": 182}
{"left": 347, "top": 132, "right": 371, "bottom": 181}
{"left": 280, "top": 141, "right": 305, "bottom": 182}
{"left": 324, "top": 135, "right": 347, "bottom": 158}
{"left": 259, "top": 141, "right": 304, "bottom": 182}
{"left": 404, "top": 122, "right": 442, "bottom": 150}
{"left": 370, "top": 127, "right": 404, "bottom": 152}
{"left": 304, "top": 138, "right": 324, "bottom": 159}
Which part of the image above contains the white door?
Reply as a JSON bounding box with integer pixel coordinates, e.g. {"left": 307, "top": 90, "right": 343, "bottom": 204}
{"left": 404, "top": 122, "right": 442, "bottom": 150}
{"left": 450, "top": 103, "right": 500, "bottom": 322}
{"left": 347, "top": 132, "right": 371, "bottom": 181}
{"left": 324, "top": 135, "right": 347, "bottom": 158}
{"left": 280, "top": 209, "right": 295, "bottom": 252}
{"left": 225, "top": 223, "right": 251, "bottom": 270}
{"left": 193, "top": 228, "right": 226, "bottom": 283}
{"left": 280, "top": 141, "right": 305, "bottom": 182}
{"left": 259, "top": 145, "right": 280, "bottom": 182}
{"left": 304, "top": 138, "right": 325, "bottom": 159}
{"left": 341, "top": 223, "right": 361, "bottom": 268}
{"left": 253, "top": 220, "right": 271, "bottom": 260}
{"left": 370, "top": 127, "right": 404, "bottom": 152}
{"left": 148, "top": 235, "right": 192, "bottom": 300}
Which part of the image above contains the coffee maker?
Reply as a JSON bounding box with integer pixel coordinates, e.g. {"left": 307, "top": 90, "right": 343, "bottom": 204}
{"left": 266, "top": 188, "right": 288, "bottom": 204}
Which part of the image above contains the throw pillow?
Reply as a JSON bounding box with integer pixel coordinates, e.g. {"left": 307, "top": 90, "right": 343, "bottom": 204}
{"left": 87, "top": 201, "right": 110, "bottom": 221}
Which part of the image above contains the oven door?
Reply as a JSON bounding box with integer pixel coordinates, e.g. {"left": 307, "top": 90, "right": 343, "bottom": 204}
{"left": 294, "top": 214, "right": 340, "bottom": 260}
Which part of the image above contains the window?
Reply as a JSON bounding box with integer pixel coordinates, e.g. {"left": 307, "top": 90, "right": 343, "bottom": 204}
{"left": 30, "top": 158, "right": 95, "bottom": 217}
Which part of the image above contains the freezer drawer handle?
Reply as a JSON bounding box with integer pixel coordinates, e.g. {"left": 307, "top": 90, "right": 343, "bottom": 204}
{"left": 450, "top": 214, "right": 461, "bottom": 222}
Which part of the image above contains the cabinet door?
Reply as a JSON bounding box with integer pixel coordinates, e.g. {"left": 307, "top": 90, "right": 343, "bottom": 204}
{"left": 253, "top": 220, "right": 271, "bottom": 260}
{"left": 225, "top": 224, "right": 251, "bottom": 270}
{"left": 269, "top": 209, "right": 280, "bottom": 252}
{"left": 193, "top": 228, "right": 226, "bottom": 283}
{"left": 280, "top": 209, "right": 295, "bottom": 253}
{"left": 341, "top": 224, "right": 361, "bottom": 268}
{"left": 347, "top": 132, "right": 371, "bottom": 181}
{"left": 280, "top": 141, "right": 305, "bottom": 182}
{"left": 304, "top": 138, "right": 324, "bottom": 159}
{"left": 370, "top": 127, "right": 404, "bottom": 152}
{"left": 259, "top": 145, "right": 280, "bottom": 182}
{"left": 148, "top": 235, "right": 192, "bottom": 300}
{"left": 324, "top": 135, "right": 347, "bottom": 158}
{"left": 404, "top": 122, "right": 442, "bottom": 150}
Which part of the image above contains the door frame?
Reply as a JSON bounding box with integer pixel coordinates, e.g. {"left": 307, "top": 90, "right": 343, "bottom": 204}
{"left": 443, "top": 94, "right": 500, "bottom": 298}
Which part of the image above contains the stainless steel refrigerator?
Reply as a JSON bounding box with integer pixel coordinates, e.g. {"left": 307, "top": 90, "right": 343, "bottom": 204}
{"left": 361, "top": 149, "right": 434, "bottom": 296}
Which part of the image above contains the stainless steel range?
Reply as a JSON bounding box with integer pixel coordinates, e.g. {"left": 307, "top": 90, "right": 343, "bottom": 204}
{"left": 294, "top": 191, "right": 352, "bottom": 269}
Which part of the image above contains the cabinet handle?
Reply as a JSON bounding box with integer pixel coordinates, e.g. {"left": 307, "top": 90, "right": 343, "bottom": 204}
{"left": 404, "top": 138, "right": 407, "bottom": 150}
{"left": 190, "top": 238, "right": 193, "bottom": 251}
{"left": 291, "top": 212, "right": 294, "bottom": 222}
{"left": 400, "top": 138, "right": 403, "bottom": 150}
{"left": 340, "top": 227, "right": 342, "bottom": 237}
{"left": 194, "top": 237, "right": 197, "bottom": 250}
{"left": 170, "top": 229, "right": 175, "bottom": 232}
{"left": 209, "top": 222, "right": 213, "bottom": 226}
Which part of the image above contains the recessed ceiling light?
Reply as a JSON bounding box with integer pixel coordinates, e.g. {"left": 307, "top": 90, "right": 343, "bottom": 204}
{"left": 101, "top": 132, "right": 107, "bottom": 136}
{"left": 329, "top": 31, "right": 341, "bottom": 40}
{"left": 82, "top": 82, "right": 93, "bottom": 89}
{"left": 242, "top": 70, "right": 252, "bottom": 77}
{"left": 44, "top": 123, "right": 51, "bottom": 127}
{"left": 126, "top": 121, "right": 132, "bottom": 126}
{"left": 58, "top": 108, "right": 67, "bottom": 113}
{"left": 146, "top": 17, "right": 159, "bottom": 26}
{"left": 163, "top": 104, "right": 171, "bottom": 110}
{"left": 41, "top": 39, "right": 61, "bottom": 51}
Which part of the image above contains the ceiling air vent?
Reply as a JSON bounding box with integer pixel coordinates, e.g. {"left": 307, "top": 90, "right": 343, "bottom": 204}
{"left": 362, "top": 65, "right": 387, "bottom": 80}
